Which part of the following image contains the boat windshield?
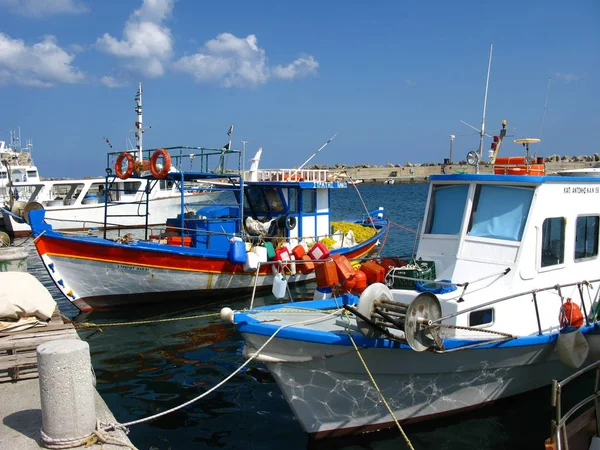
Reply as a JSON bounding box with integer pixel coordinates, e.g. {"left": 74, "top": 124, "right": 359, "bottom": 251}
{"left": 425, "top": 184, "right": 469, "bottom": 235}
{"left": 467, "top": 185, "right": 534, "bottom": 241}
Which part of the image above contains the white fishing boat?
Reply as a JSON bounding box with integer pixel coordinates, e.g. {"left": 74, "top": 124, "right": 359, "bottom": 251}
{"left": 220, "top": 123, "right": 600, "bottom": 439}
{"left": 1, "top": 84, "right": 222, "bottom": 238}
{"left": 0, "top": 129, "right": 39, "bottom": 207}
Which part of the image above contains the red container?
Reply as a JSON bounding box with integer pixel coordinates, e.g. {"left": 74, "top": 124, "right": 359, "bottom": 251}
{"left": 298, "top": 254, "right": 315, "bottom": 274}
{"left": 315, "top": 260, "right": 339, "bottom": 288}
{"left": 291, "top": 245, "right": 306, "bottom": 259}
{"left": 352, "top": 270, "right": 367, "bottom": 294}
{"left": 360, "top": 261, "right": 385, "bottom": 284}
{"left": 275, "top": 247, "right": 291, "bottom": 261}
{"left": 308, "top": 242, "right": 330, "bottom": 261}
{"left": 332, "top": 254, "right": 356, "bottom": 282}
{"left": 341, "top": 276, "right": 356, "bottom": 293}
{"left": 167, "top": 236, "right": 192, "bottom": 247}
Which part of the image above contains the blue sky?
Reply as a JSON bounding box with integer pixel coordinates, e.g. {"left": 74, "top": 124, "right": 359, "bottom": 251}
{"left": 0, "top": 0, "right": 598, "bottom": 178}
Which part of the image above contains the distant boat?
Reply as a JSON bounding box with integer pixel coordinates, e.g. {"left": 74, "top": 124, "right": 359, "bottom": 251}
{"left": 1, "top": 84, "right": 221, "bottom": 238}
{"left": 384, "top": 178, "right": 395, "bottom": 184}
{"left": 555, "top": 165, "right": 600, "bottom": 177}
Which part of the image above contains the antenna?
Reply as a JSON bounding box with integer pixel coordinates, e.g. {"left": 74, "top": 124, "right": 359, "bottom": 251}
{"left": 131, "top": 82, "right": 150, "bottom": 161}
{"left": 478, "top": 44, "right": 493, "bottom": 160}
{"left": 539, "top": 77, "right": 551, "bottom": 144}
{"left": 291, "top": 134, "right": 338, "bottom": 175}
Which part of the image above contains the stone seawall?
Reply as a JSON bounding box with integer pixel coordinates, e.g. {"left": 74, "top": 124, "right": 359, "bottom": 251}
{"left": 344, "top": 161, "right": 598, "bottom": 183}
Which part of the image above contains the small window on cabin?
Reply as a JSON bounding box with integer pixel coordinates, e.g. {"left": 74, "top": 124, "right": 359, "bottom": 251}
{"left": 541, "top": 217, "right": 565, "bottom": 267}
{"left": 0, "top": 172, "right": 7, "bottom": 179}
{"left": 302, "top": 189, "right": 316, "bottom": 213}
{"left": 287, "top": 188, "right": 298, "bottom": 213}
{"left": 265, "top": 187, "right": 284, "bottom": 213}
{"left": 425, "top": 184, "right": 469, "bottom": 235}
{"left": 575, "top": 215, "right": 599, "bottom": 261}
{"left": 467, "top": 185, "right": 534, "bottom": 241}
{"left": 123, "top": 182, "right": 139, "bottom": 195}
{"left": 470, "top": 309, "right": 494, "bottom": 327}
{"left": 27, "top": 170, "right": 37, "bottom": 178}
{"left": 245, "top": 186, "right": 267, "bottom": 212}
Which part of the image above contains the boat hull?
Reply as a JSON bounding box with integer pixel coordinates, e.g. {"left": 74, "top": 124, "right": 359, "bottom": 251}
{"left": 242, "top": 332, "right": 574, "bottom": 438}
{"left": 35, "top": 232, "right": 380, "bottom": 312}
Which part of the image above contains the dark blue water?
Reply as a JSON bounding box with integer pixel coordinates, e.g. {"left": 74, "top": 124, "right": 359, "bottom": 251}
{"left": 22, "top": 184, "right": 564, "bottom": 450}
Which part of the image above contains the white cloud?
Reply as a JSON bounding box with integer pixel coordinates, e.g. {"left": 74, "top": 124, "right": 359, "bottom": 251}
{"left": 272, "top": 55, "right": 319, "bottom": 80}
{"left": 176, "top": 33, "right": 319, "bottom": 87}
{"left": 95, "top": 0, "right": 173, "bottom": 78}
{"left": 404, "top": 79, "right": 417, "bottom": 87}
{"left": 0, "top": 0, "right": 88, "bottom": 16}
{"left": 0, "top": 33, "right": 85, "bottom": 87}
{"left": 555, "top": 72, "right": 580, "bottom": 83}
{"left": 100, "top": 76, "right": 128, "bottom": 88}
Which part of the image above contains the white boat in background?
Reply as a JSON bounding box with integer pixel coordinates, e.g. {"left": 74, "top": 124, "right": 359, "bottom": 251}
{"left": 0, "top": 129, "right": 39, "bottom": 206}
{"left": 555, "top": 165, "right": 600, "bottom": 177}
{"left": 1, "top": 84, "right": 223, "bottom": 238}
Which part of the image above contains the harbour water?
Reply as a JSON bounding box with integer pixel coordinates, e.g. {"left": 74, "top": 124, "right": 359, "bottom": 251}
{"left": 20, "top": 184, "right": 574, "bottom": 449}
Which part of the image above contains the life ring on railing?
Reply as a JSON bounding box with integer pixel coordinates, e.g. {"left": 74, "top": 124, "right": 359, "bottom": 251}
{"left": 150, "top": 148, "right": 171, "bottom": 179}
{"left": 283, "top": 173, "right": 304, "bottom": 182}
{"left": 115, "top": 152, "right": 134, "bottom": 180}
{"left": 559, "top": 298, "right": 584, "bottom": 328}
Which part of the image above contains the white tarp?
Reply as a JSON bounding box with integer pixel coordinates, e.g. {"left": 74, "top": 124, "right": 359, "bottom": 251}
{"left": 0, "top": 272, "right": 57, "bottom": 321}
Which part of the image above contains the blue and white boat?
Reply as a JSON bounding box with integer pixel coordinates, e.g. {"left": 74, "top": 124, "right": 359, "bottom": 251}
{"left": 221, "top": 125, "right": 600, "bottom": 439}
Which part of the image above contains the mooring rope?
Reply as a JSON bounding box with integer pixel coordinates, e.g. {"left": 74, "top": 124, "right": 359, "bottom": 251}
{"left": 64, "top": 312, "right": 219, "bottom": 329}
{"left": 41, "top": 420, "right": 137, "bottom": 450}
{"left": 101, "top": 309, "right": 343, "bottom": 432}
{"left": 346, "top": 328, "right": 415, "bottom": 450}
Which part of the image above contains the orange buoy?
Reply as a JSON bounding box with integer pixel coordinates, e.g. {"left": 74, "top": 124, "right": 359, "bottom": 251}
{"left": 352, "top": 270, "right": 367, "bottom": 294}
{"left": 559, "top": 298, "right": 584, "bottom": 328}
{"left": 114, "top": 152, "right": 135, "bottom": 179}
{"left": 341, "top": 276, "right": 356, "bottom": 293}
{"left": 150, "top": 148, "right": 171, "bottom": 179}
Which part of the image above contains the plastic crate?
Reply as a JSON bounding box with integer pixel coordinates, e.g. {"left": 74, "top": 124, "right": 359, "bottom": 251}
{"left": 387, "top": 260, "right": 436, "bottom": 290}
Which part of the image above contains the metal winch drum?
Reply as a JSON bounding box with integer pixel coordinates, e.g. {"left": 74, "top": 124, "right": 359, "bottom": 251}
{"left": 356, "top": 283, "right": 443, "bottom": 352}
{"left": 11, "top": 201, "right": 44, "bottom": 224}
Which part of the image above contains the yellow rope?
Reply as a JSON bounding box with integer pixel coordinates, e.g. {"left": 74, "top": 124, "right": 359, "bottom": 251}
{"left": 347, "top": 330, "right": 415, "bottom": 450}
{"left": 63, "top": 312, "right": 219, "bottom": 329}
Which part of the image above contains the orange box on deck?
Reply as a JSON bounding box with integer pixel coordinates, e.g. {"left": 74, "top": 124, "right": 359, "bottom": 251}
{"left": 291, "top": 245, "right": 306, "bottom": 259}
{"left": 331, "top": 254, "right": 356, "bottom": 282}
{"left": 360, "top": 261, "right": 385, "bottom": 284}
{"left": 315, "top": 260, "right": 339, "bottom": 288}
{"left": 167, "top": 236, "right": 192, "bottom": 247}
{"left": 297, "top": 254, "right": 315, "bottom": 274}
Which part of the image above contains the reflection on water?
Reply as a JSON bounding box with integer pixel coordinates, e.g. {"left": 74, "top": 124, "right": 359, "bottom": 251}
{"left": 15, "top": 184, "right": 585, "bottom": 449}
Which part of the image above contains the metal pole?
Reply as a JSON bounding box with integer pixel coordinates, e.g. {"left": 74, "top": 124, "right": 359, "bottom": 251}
{"left": 241, "top": 140, "right": 248, "bottom": 172}
{"left": 449, "top": 135, "right": 455, "bottom": 163}
{"left": 479, "top": 44, "right": 493, "bottom": 159}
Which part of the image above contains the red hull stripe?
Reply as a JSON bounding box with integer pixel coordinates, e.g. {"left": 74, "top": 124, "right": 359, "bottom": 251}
{"left": 35, "top": 235, "right": 379, "bottom": 275}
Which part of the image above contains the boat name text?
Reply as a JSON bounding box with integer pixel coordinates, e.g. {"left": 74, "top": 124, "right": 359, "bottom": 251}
{"left": 116, "top": 264, "right": 150, "bottom": 272}
{"left": 563, "top": 186, "right": 600, "bottom": 194}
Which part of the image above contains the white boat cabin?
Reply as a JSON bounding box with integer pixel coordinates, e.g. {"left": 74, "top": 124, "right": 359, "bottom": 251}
{"left": 391, "top": 173, "right": 600, "bottom": 337}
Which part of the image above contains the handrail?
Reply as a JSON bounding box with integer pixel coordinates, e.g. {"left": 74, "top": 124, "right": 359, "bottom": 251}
{"left": 550, "top": 361, "right": 600, "bottom": 450}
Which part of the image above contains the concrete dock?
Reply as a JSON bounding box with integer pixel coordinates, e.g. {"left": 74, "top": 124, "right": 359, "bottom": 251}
{"left": 0, "top": 307, "right": 134, "bottom": 449}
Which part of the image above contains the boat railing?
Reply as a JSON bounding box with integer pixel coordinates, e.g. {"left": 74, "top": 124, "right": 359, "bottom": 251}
{"left": 254, "top": 169, "right": 332, "bottom": 182}
{"left": 549, "top": 360, "right": 600, "bottom": 450}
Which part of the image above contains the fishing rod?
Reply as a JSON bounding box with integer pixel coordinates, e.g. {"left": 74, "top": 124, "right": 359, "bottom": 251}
{"left": 291, "top": 134, "right": 337, "bottom": 176}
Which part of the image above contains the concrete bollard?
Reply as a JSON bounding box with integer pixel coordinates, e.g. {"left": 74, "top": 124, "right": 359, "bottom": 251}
{"left": 37, "top": 339, "right": 96, "bottom": 445}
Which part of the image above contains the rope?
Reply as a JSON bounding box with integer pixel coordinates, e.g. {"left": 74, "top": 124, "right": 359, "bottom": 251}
{"left": 346, "top": 328, "right": 415, "bottom": 450}
{"left": 348, "top": 176, "right": 376, "bottom": 228}
{"left": 66, "top": 312, "right": 219, "bottom": 329}
{"left": 389, "top": 220, "right": 418, "bottom": 235}
{"left": 102, "top": 309, "right": 343, "bottom": 432}
{"left": 41, "top": 420, "right": 137, "bottom": 449}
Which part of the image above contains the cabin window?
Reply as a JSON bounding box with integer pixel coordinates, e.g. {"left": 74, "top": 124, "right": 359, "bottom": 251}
{"left": 467, "top": 185, "right": 534, "bottom": 241}
{"left": 27, "top": 170, "right": 38, "bottom": 178}
{"left": 425, "top": 184, "right": 469, "bottom": 235}
{"left": 265, "top": 187, "right": 284, "bottom": 213}
{"left": 123, "top": 182, "right": 139, "bottom": 195}
{"left": 575, "top": 215, "right": 599, "bottom": 260}
{"left": 159, "top": 180, "right": 173, "bottom": 189}
{"left": 469, "top": 308, "right": 494, "bottom": 327}
{"left": 287, "top": 188, "right": 298, "bottom": 213}
{"left": 541, "top": 217, "right": 565, "bottom": 267}
{"left": 245, "top": 186, "right": 268, "bottom": 213}
{"left": 302, "top": 189, "right": 316, "bottom": 214}
{"left": 0, "top": 173, "right": 6, "bottom": 179}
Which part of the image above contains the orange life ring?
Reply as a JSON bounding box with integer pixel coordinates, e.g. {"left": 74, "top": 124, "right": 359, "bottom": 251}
{"left": 150, "top": 148, "right": 171, "bottom": 179}
{"left": 115, "top": 152, "right": 134, "bottom": 179}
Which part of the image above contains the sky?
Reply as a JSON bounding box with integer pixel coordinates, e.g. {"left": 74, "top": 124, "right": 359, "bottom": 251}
{"left": 0, "top": 0, "right": 598, "bottom": 178}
